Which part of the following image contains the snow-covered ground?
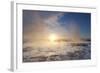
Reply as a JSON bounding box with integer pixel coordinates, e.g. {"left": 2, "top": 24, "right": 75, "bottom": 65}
{"left": 23, "top": 41, "right": 91, "bottom": 62}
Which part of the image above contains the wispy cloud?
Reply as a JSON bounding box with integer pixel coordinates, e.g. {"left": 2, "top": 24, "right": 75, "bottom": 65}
{"left": 23, "top": 11, "right": 69, "bottom": 42}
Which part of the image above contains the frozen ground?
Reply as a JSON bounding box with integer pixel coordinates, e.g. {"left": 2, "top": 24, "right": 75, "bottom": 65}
{"left": 23, "top": 42, "right": 91, "bottom": 62}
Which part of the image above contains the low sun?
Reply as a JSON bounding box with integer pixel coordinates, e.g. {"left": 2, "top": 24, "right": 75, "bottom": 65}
{"left": 49, "top": 34, "right": 58, "bottom": 42}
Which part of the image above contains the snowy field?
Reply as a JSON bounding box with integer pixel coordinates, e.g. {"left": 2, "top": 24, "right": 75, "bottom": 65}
{"left": 23, "top": 41, "right": 91, "bottom": 62}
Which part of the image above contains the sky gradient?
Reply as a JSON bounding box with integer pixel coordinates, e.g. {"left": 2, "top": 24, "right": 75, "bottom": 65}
{"left": 23, "top": 10, "right": 91, "bottom": 42}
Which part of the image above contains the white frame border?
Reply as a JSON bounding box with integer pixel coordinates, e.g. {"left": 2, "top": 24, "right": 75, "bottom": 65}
{"left": 11, "top": 1, "right": 97, "bottom": 71}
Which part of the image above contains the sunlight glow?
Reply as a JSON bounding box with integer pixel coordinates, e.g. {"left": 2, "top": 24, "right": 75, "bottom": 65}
{"left": 49, "top": 34, "right": 58, "bottom": 43}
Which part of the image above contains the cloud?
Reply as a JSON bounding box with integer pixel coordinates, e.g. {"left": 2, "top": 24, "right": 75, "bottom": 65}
{"left": 23, "top": 11, "right": 69, "bottom": 42}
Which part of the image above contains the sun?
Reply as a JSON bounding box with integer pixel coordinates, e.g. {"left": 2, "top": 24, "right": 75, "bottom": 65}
{"left": 49, "top": 34, "right": 58, "bottom": 42}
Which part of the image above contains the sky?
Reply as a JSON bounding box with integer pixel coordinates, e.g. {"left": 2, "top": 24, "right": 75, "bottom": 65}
{"left": 23, "top": 10, "right": 91, "bottom": 42}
